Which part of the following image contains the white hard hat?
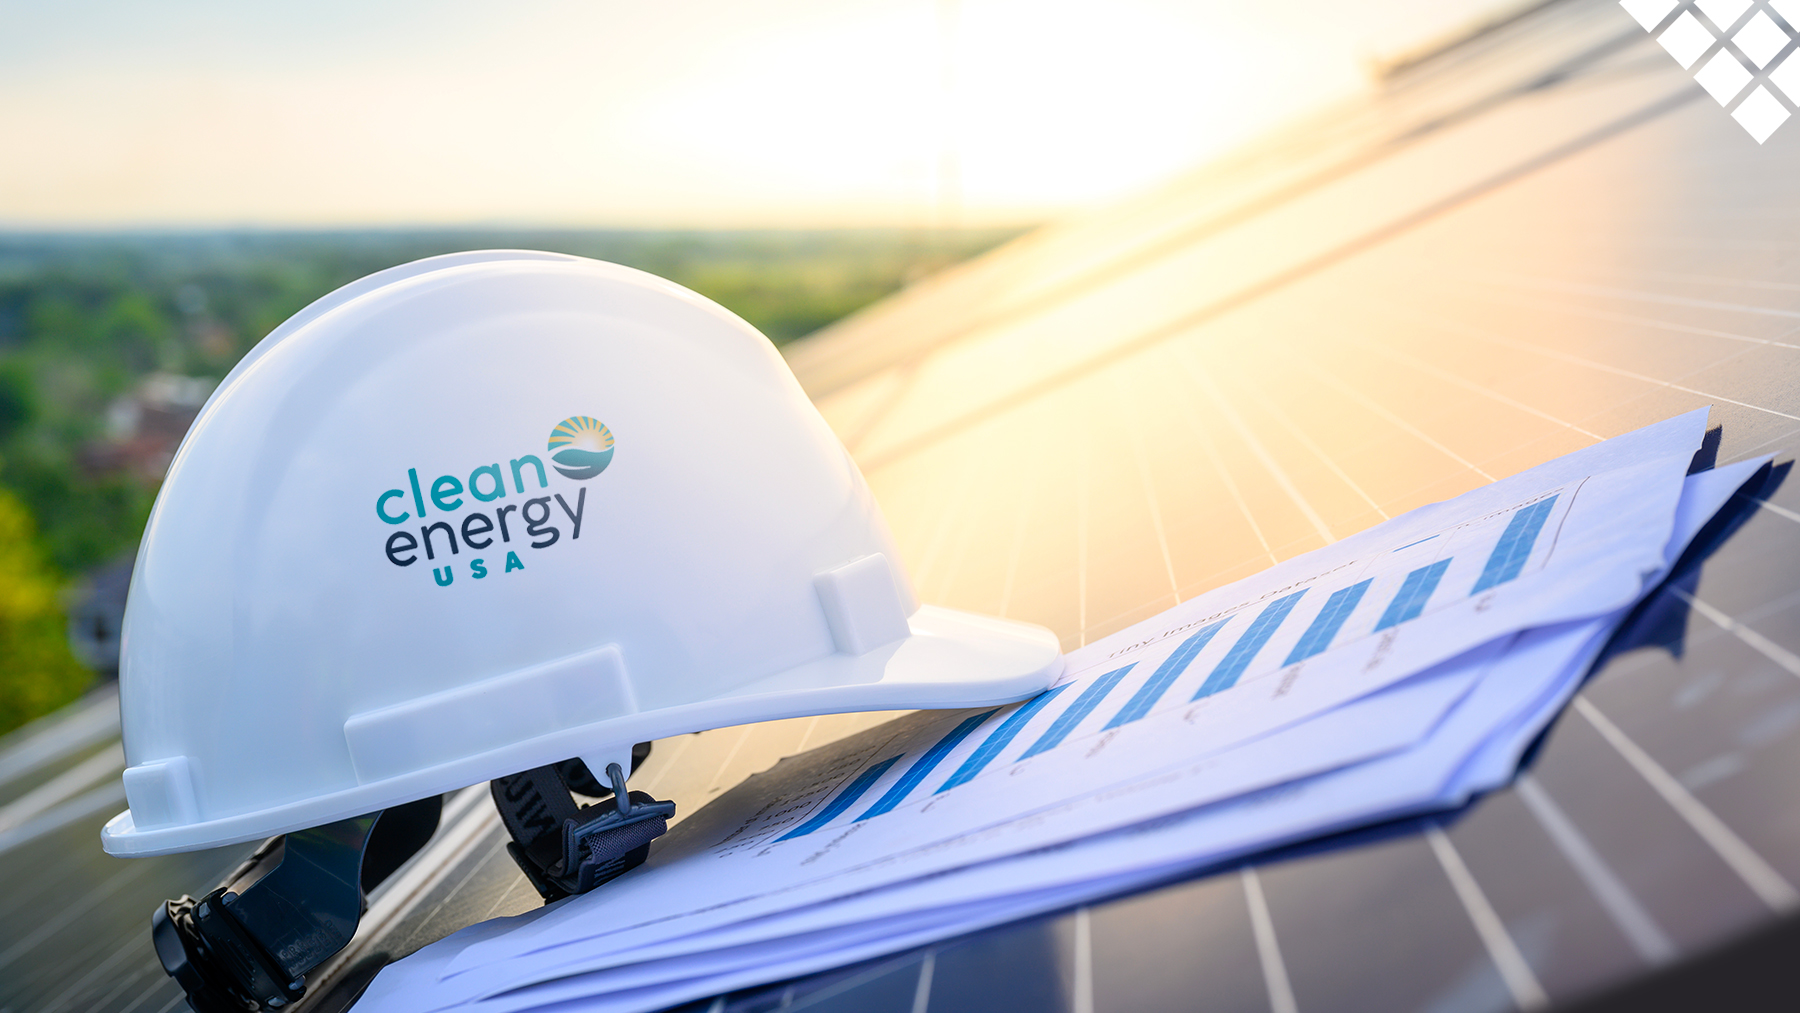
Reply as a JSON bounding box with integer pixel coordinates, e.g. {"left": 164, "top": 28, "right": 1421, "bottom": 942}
{"left": 103, "top": 251, "right": 1062, "bottom": 860}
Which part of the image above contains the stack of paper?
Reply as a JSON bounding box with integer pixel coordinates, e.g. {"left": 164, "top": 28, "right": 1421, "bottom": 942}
{"left": 363, "top": 408, "right": 1765, "bottom": 1013}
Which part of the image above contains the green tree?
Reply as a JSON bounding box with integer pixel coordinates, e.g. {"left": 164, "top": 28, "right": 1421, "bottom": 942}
{"left": 0, "top": 484, "right": 91, "bottom": 735}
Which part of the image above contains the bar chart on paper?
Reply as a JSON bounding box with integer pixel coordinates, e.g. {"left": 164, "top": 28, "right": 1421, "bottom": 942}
{"left": 764, "top": 489, "right": 1575, "bottom": 846}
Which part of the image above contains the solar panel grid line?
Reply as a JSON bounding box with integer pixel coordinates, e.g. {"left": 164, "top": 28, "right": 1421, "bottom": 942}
{"left": 1178, "top": 352, "right": 1339, "bottom": 544}
{"left": 1446, "top": 288, "right": 1800, "bottom": 364}
{"left": 1074, "top": 382, "right": 1220, "bottom": 643}
{"left": 399, "top": 834, "right": 515, "bottom": 947}
{"left": 1513, "top": 774, "right": 1680, "bottom": 966}
{"left": 1423, "top": 824, "right": 1551, "bottom": 1011}
{"left": 37, "top": 926, "right": 159, "bottom": 1013}
{"left": 1349, "top": 338, "right": 1608, "bottom": 439}
{"left": 301, "top": 785, "right": 507, "bottom": 991}
{"left": 1202, "top": 354, "right": 1411, "bottom": 528}
{"left": 116, "top": 967, "right": 181, "bottom": 1013}
{"left": 17, "top": 904, "right": 148, "bottom": 1010}
{"left": 902, "top": 444, "right": 989, "bottom": 596}
{"left": 994, "top": 459, "right": 1047, "bottom": 619}
{"left": 1279, "top": 302, "right": 1609, "bottom": 480}
{"left": 0, "top": 741, "right": 122, "bottom": 835}
{"left": 1239, "top": 867, "right": 1299, "bottom": 1013}
{"left": 1070, "top": 907, "right": 1095, "bottom": 1013}
{"left": 1667, "top": 581, "right": 1800, "bottom": 678}
{"left": 1752, "top": 494, "right": 1800, "bottom": 526}
{"left": 701, "top": 726, "right": 758, "bottom": 791}
{"left": 919, "top": 452, "right": 1026, "bottom": 610}
{"left": 922, "top": 399, "right": 1084, "bottom": 644}
{"left": 1341, "top": 316, "right": 1712, "bottom": 454}
{"left": 631, "top": 732, "right": 699, "bottom": 798}
{"left": 1110, "top": 373, "right": 1183, "bottom": 601}
{"left": 466, "top": 874, "right": 534, "bottom": 930}
{"left": 2, "top": 836, "right": 251, "bottom": 1011}
{"left": 908, "top": 951, "right": 933, "bottom": 1013}
{"left": 1198, "top": 378, "right": 1391, "bottom": 550}
{"left": 0, "top": 780, "right": 126, "bottom": 858}
{"left": 1413, "top": 305, "right": 1800, "bottom": 426}
{"left": 0, "top": 690, "right": 119, "bottom": 789}
{"left": 1051, "top": 359, "right": 1358, "bottom": 631}
{"left": 1291, "top": 357, "right": 1499, "bottom": 481}
{"left": 1076, "top": 418, "right": 1093, "bottom": 644}
{"left": 87, "top": 958, "right": 165, "bottom": 1013}
{"left": 1603, "top": 269, "right": 1800, "bottom": 295}
{"left": 1571, "top": 696, "right": 1800, "bottom": 912}
{"left": 788, "top": 13, "right": 1653, "bottom": 403}
{"left": 1169, "top": 365, "right": 1281, "bottom": 567}
{"left": 1462, "top": 272, "right": 1800, "bottom": 329}
{"left": 848, "top": 86, "right": 1706, "bottom": 475}
{"left": 1232, "top": 369, "right": 1392, "bottom": 518}
{"left": 1460, "top": 287, "right": 1800, "bottom": 353}
{"left": 0, "top": 856, "right": 154, "bottom": 974}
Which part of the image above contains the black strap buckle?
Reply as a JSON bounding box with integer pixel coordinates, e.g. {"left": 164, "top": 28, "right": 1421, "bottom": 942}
{"left": 492, "top": 753, "right": 674, "bottom": 902}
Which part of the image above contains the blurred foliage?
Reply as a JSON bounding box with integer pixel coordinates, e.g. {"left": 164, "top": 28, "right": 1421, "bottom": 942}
{"left": 0, "top": 226, "right": 1025, "bottom": 734}
{"left": 0, "top": 485, "right": 90, "bottom": 734}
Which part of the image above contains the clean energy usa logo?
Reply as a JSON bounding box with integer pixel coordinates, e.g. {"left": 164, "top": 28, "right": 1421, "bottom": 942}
{"left": 1623, "top": 0, "right": 1800, "bottom": 142}
{"left": 374, "top": 417, "right": 614, "bottom": 587}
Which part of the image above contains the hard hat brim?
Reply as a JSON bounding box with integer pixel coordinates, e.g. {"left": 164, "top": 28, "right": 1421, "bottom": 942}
{"left": 101, "top": 605, "right": 1063, "bottom": 857}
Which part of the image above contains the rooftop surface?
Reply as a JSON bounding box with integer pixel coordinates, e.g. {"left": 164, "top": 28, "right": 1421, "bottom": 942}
{"left": 4, "top": 1, "right": 1800, "bottom": 1010}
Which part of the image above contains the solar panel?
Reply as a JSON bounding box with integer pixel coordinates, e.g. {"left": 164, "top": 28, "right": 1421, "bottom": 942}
{"left": 4, "top": 0, "right": 1799, "bottom": 1009}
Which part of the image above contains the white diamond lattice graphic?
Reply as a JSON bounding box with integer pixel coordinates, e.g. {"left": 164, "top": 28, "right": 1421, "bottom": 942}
{"left": 1622, "top": 0, "right": 1800, "bottom": 143}
{"left": 1659, "top": 10, "right": 1719, "bottom": 67}
{"left": 1696, "top": 49, "right": 1755, "bottom": 102}
{"left": 1697, "top": 0, "right": 1755, "bottom": 30}
{"left": 1768, "top": 46, "right": 1800, "bottom": 101}
{"left": 1734, "top": 10, "right": 1793, "bottom": 67}
{"left": 1733, "top": 84, "right": 1791, "bottom": 140}
{"left": 1622, "top": 0, "right": 1681, "bottom": 30}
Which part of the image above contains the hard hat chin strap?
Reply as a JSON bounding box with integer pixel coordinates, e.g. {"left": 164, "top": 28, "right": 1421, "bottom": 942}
{"left": 490, "top": 757, "right": 676, "bottom": 902}
{"left": 149, "top": 757, "right": 669, "bottom": 1011}
{"left": 151, "top": 795, "right": 443, "bottom": 1013}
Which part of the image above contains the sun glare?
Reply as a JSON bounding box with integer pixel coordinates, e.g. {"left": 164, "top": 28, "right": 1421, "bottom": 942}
{"left": 0, "top": 0, "right": 1508, "bottom": 227}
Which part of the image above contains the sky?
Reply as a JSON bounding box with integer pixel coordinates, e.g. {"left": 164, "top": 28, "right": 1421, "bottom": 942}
{"left": 0, "top": 0, "right": 1515, "bottom": 228}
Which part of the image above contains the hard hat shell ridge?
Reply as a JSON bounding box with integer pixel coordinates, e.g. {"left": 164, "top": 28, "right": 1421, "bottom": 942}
{"left": 103, "top": 252, "right": 1063, "bottom": 857}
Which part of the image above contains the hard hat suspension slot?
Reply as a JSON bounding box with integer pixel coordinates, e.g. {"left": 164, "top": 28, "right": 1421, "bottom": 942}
{"left": 151, "top": 795, "right": 443, "bottom": 1012}
{"left": 491, "top": 750, "right": 674, "bottom": 903}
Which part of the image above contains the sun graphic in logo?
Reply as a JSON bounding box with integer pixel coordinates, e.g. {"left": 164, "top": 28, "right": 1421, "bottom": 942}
{"left": 547, "top": 416, "right": 615, "bottom": 480}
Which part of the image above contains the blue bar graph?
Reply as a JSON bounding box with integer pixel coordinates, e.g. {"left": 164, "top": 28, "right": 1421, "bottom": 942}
{"left": 1018, "top": 664, "right": 1136, "bottom": 760}
{"left": 777, "top": 755, "right": 902, "bottom": 841}
{"left": 1375, "top": 558, "right": 1452, "bottom": 631}
{"left": 1471, "top": 496, "right": 1558, "bottom": 593}
{"left": 936, "top": 684, "right": 1072, "bottom": 793}
{"left": 1105, "top": 620, "right": 1229, "bottom": 729}
{"left": 855, "top": 709, "right": 998, "bottom": 820}
{"left": 1193, "top": 590, "right": 1307, "bottom": 699}
{"left": 1283, "top": 579, "right": 1373, "bottom": 665}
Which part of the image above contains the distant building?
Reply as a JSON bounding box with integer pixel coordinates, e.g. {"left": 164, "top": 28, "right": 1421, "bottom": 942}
{"left": 68, "top": 553, "right": 133, "bottom": 678}
{"left": 81, "top": 372, "right": 216, "bottom": 482}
